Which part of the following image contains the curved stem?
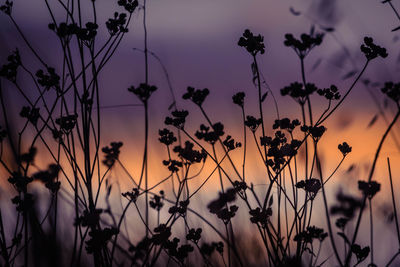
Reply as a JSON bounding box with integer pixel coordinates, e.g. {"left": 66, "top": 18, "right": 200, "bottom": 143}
{"left": 316, "top": 60, "right": 369, "bottom": 126}
{"left": 315, "top": 141, "right": 344, "bottom": 267}
{"left": 345, "top": 108, "right": 400, "bottom": 266}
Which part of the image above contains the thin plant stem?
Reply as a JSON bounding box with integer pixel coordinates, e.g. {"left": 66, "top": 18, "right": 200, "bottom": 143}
{"left": 345, "top": 109, "right": 400, "bottom": 266}
{"left": 387, "top": 158, "right": 400, "bottom": 248}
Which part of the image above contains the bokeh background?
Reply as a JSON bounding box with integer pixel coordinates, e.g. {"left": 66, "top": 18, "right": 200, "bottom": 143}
{"left": 1, "top": 0, "right": 400, "bottom": 265}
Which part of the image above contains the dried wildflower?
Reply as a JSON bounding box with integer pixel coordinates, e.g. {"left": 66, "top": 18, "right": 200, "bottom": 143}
{"left": 195, "top": 123, "right": 224, "bottom": 145}
{"left": 128, "top": 83, "right": 157, "bottom": 103}
{"left": 106, "top": 12, "right": 128, "bottom": 36}
{"left": 175, "top": 244, "right": 194, "bottom": 262}
{"left": 164, "top": 237, "right": 179, "bottom": 256}
{"left": 76, "top": 209, "right": 103, "bottom": 227}
{"left": 301, "top": 125, "right": 326, "bottom": 140}
{"left": 214, "top": 241, "right": 224, "bottom": 254}
{"left": 51, "top": 129, "right": 63, "bottom": 141}
{"left": 36, "top": 67, "right": 61, "bottom": 91}
{"left": 163, "top": 237, "right": 194, "bottom": 262}
{"left": 309, "top": 125, "right": 326, "bottom": 140}
{"left": 77, "top": 22, "right": 98, "bottom": 45}
{"left": 85, "top": 227, "right": 118, "bottom": 254}
{"left": 260, "top": 136, "right": 272, "bottom": 147}
{"left": 11, "top": 193, "right": 34, "bottom": 212}
{"left": 317, "top": 85, "right": 341, "bottom": 100}
{"left": 217, "top": 205, "right": 238, "bottom": 224}
{"left": 233, "top": 180, "right": 247, "bottom": 193}
{"left": 0, "top": 0, "right": 12, "bottom": 15}
{"left": 262, "top": 131, "right": 287, "bottom": 147}
{"left": 159, "top": 128, "right": 177, "bottom": 146}
{"left": 351, "top": 244, "right": 370, "bottom": 264}
{"left": 165, "top": 110, "right": 189, "bottom": 129}
{"left": 249, "top": 207, "right": 272, "bottom": 228}
{"left": 294, "top": 226, "right": 327, "bottom": 243}
{"left": 281, "top": 143, "right": 297, "bottom": 157}
{"left": 55, "top": 114, "right": 78, "bottom": 134}
{"left": 223, "top": 135, "right": 241, "bottom": 151}
{"left": 162, "top": 159, "right": 182, "bottom": 173}
{"left": 0, "top": 49, "right": 20, "bottom": 82}
{"left": 152, "top": 224, "right": 171, "bottom": 245}
{"left": 32, "top": 164, "right": 61, "bottom": 193}
{"left": 168, "top": 199, "right": 189, "bottom": 216}
{"left": 182, "top": 86, "right": 210, "bottom": 106}
{"left": 102, "top": 141, "right": 123, "bottom": 168}
{"left": 280, "top": 82, "right": 318, "bottom": 105}
{"left": 200, "top": 243, "right": 215, "bottom": 257}
{"left": 200, "top": 241, "right": 224, "bottom": 256}
{"left": 207, "top": 188, "right": 236, "bottom": 214}
{"left": 20, "top": 106, "right": 40, "bottom": 126}
{"left": 149, "top": 192, "right": 164, "bottom": 211}
{"left": 122, "top": 188, "right": 139, "bottom": 202}
{"left": 260, "top": 131, "right": 301, "bottom": 171}
{"left": 186, "top": 228, "right": 202, "bottom": 243}
{"left": 244, "top": 115, "right": 262, "bottom": 132}
{"left": 338, "top": 142, "right": 352, "bottom": 156}
{"left": 8, "top": 172, "right": 33, "bottom": 193}
{"left": 296, "top": 178, "right": 321, "bottom": 199}
{"left": 19, "top": 147, "right": 37, "bottom": 164}
{"left": 130, "top": 237, "right": 151, "bottom": 262}
{"left": 284, "top": 30, "right": 324, "bottom": 58}
{"left": 331, "top": 190, "right": 362, "bottom": 219}
{"left": 48, "top": 22, "right": 78, "bottom": 42}
{"left": 232, "top": 91, "right": 245, "bottom": 107}
{"left": 118, "top": 0, "right": 139, "bottom": 13}
{"left": 81, "top": 90, "right": 93, "bottom": 106}
{"left": 358, "top": 180, "right": 381, "bottom": 199}
{"left": 272, "top": 118, "right": 300, "bottom": 132}
{"left": 335, "top": 217, "right": 349, "bottom": 230}
{"left": 291, "top": 139, "right": 302, "bottom": 149}
{"left": 381, "top": 82, "right": 400, "bottom": 104}
{"left": 238, "top": 29, "right": 265, "bottom": 56}
{"left": 173, "top": 141, "right": 206, "bottom": 164}
{"left": 360, "top": 37, "right": 388, "bottom": 60}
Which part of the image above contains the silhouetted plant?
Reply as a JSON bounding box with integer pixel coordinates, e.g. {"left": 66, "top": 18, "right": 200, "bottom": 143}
{"left": 331, "top": 190, "right": 363, "bottom": 219}
{"left": 284, "top": 31, "right": 324, "bottom": 59}
{"left": 183, "top": 86, "right": 210, "bottom": 106}
{"left": 232, "top": 91, "right": 245, "bottom": 107}
{"left": 0, "top": 1, "right": 399, "bottom": 266}
{"left": 360, "top": 37, "right": 388, "bottom": 60}
{"left": 281, "top": 82, "right": 318, "bottom": 105}
{"left": 32, "top": 164, "right": 61, "bottom": 193}
{"left": 128, "top": 83, "right": 157, "bottom": 103}
{"left": 102, "top": 141, "right": 123, "bottom": 168}
{"left": 294, "top": 226, "right": 327, "bottom": 244}
{"left": 351, "top": 244, "right": 370, "bottom": 265}
{"left": 381, "top": 81, "right": 400, "bottom": 105}
{"left": 158, "top": 128, "right": 177, "bottom": 146}
{"left": 238, "top": 29, "right": 266, "bottom": 56}
{"left": 317, "top": 85, "right": 341, "bottom": 100}
{"left": 358, "top": 181, "right": 381, "bottom": 199}
{"left": 0, "top": 49, "right": 20, "bottom": 82}
{"left": 165, "top": 109, "right": 189, "bottom": 129}
{"left": 338, "top": 142, "right": 352, "bottom": 156}
{"left": 244, "top": 115, "right": 262, "bottom": 132}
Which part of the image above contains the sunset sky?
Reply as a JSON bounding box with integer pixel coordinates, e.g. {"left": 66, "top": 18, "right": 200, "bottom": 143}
{"left": 1, "top": 0, "right": 400, "bottom": 200}
{"left": 1, "top": 0, "right": 400, "bottom": 264}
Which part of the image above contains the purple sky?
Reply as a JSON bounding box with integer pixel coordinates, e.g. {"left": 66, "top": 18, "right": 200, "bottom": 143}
{"left": 1, "top": 0, "right": 400, "bottom": 264}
